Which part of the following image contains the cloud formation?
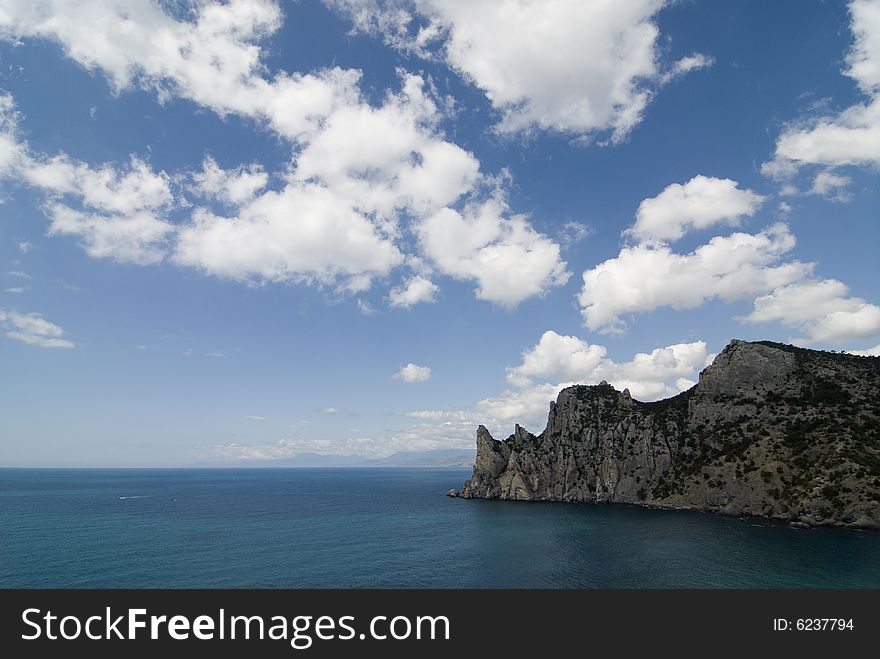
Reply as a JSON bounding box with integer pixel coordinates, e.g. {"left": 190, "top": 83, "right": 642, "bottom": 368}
{"left": 0, "top": 0, "right": 361, "bottom": 141}
{"left": 328, "top": 0, "right": 712, "bottom": 140}
{"left": 763, "top": 0, "right": 880, "bottom": 178}
{"left": 0, "top": 309, "right": 74, "bottom": 348}
{"left": 0, "top": 5, "right": 568, "bottom": 307}
{"left": 418, "top": 192, "right": 569, "bottom": 307}
{"left": 577, "top": 172, "right": 880, "bottom": 346}
{"left": 504, "top": 330, "right": 707, "bottom": 401}
{"left": 628, "top": 175, "right": 765, "bottom": 242}
{"left": 388, "top": 275, "right": 439, "bottom": 308}
{"left": 393, "top": 362, "right": 432, "bottom": 383}
{"left": 579, "top": 223, "right": 810, "bottom": 333}
{"left": 744, "top": 279, "right": 880, "bottom": 345}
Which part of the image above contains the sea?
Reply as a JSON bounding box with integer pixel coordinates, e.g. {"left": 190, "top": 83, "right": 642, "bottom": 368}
{"left": 1, "top": 468, "right": 878, "bottom": 588}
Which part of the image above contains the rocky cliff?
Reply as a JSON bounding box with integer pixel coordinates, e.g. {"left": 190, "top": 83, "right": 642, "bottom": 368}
{"left": 450, "top": 340, "right": 880, "bottom": 529}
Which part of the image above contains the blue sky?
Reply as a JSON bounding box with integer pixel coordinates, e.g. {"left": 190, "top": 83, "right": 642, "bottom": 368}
{"left": 1, "top": 0, "right": 878, "bottom": 467}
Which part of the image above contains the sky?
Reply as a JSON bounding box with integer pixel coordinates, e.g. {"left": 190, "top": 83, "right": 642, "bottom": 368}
{"left": 0, "top": 0, "right": 878, "bottom": 467}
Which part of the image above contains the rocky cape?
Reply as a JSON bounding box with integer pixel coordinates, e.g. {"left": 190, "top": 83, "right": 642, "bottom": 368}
{"left": 449, "top": 340, "right": 880, "bottom": 530}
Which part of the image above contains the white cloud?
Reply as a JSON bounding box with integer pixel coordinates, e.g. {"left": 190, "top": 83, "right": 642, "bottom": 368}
{"left": 4, "top": 287, "right": 25, "bottom": 293}
{"left": 848, "top": 343, "right": 880, "bottom": 356}
{"left": 291, "top": 73, "right": 480, "bottom": 222}
{"left": 0, "top": 308, "right": 74, "bottom": 348}
{"left": 356, "top": 299, "right": 376, "bottom": 316}
{"left": 17, "top": 241, "right": 33, "bottom": 253}
{"left": 201, "top": 416, "right": 476, "bottom": 460}
{"left": 329, "top": 0, "right": 708, "bottom": 141}
{"left": 475, "top": 339, "right": 707, "bottom": 432}
{"left": 763, "top": 0, "right": 880, "bottom": 175}
{"left": 188, "top": 156, "right": 268, "bottom": 206}
{"left": 418, "top": 191, "right": 569, "bottom": 307}
{"left": 393, "top": 362, "right": 432, "bottom": 383}
{"left": 410, "top": 334, "right": 709, "bottom": 438}
{"left": 808, "top": 171, "right": 853, "bottom": 202}
{"left": 23, "top": 154, "right": 173, "bottom": 214}
{"left": 0, "top": 95, "right": 176, "bottom": 265}
{"left": 388, "top": 275, "right": 438, "bottom": 308}
{"left": 0, "top": 8, "right": 566, "bottom": 307}
{"left": 559, "top": 221, "right": 591, "bottom": 248}
{"left": 0, "top": 0, "right": 362, "bottom": 142}
{"left": 578, "top": 223, "right": 811, "bottom": 333}
{"left": 166, "top": 71, "right": 557, "bottom": 303}
{"left": 662, "top": 53, "right": 715, "bottom": 83}
{"left": 744, "top": 279, "right": 880, "bottom": 345}
{"left": 205, "top": 333, "right": 711, "bottom": 461}
{"left": 475, "top": 382, "right": 565, "bottom": 431}
{"left": 246, "top": 415, "right": 267, "bottom": 421}
{"left": 598, "top": 173, "right": 879, "bottom": 342}
{"left": 6, "top": 271, "right": 30, "bottom": 279}
{"left": 399, "top": 409, "right": 474, "bottom": 421}
{"left": 46, "top": 203, "right": 173, "bottom": 265}
{"left": 0, "top": 92, "right": 26, "bottom": 177}
{"left": 174, "top": 183, "right": 403, "bottom": 287}
{"left": 506, "top": 331, "right": 607, "bottom": 388}
{"left": 628, "top": 176, "right": 766, "bottom": 243}
{"left": 321, "top": 407, "right": 339, "bottom": 414}
{"left": 505, "top": 330, "right": 707, "bottom": 399}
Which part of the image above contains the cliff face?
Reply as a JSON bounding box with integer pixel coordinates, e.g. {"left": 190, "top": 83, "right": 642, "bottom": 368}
{"left": 451, "top": 340, "right": 880, "bottom": 529}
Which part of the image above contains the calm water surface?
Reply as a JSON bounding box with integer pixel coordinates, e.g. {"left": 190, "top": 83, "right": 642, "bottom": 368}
{"left": 1, "top": 468, "right": 878, "bottom": 588}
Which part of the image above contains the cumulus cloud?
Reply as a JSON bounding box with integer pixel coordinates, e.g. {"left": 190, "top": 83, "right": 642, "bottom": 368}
{"left": 0, "top": 0, "right": 362, "bottom": 142}
{"left": 409, "top": 334, "right": 709, "bottom": 436}
{"left": 328, "top": 0, "right": 711, "bottom": 140}
{"left": 628, "top": 176, "right": 766, "bottom": 242}
{"left": 393, "top": 362, "right": 432, "bottom": 383}
{"left": 475, "top": 382, "right": 566, "bottom": 431}
{"left": 0, "top": 95, "right": 176, "bottom": 264}
{"left": 188, "top": 156, "right": 268, "bottom": 206}
{"left": 46, "top": 204, "right": 173, "bottom": 265}
{"left": 559, "top": 221, "right": 591, "bottom": 248}
{"left": 505, "top": 330, "right": 707, "bottom": 399}
{"left": 579, "top": 223, "right": 811, "bottom": 333}
{"left": 402, "top": 334, "right": 707, "bottom": 436}
{"left": 418, "top": 191, "right": 569, "bottom": 307}
{"left": 762, "top": 0, "right": 880, "bottom": 177}
{"left": 743, "top": 279, "right": 880, "bottom": 345}
{"left": 174, "top": 183, "right": 403, "bottom": 287}
{"left": 588, "top": 173, "right": 880, "bottom": 343}
{"left": 290, "top": 73, "right": 480, "bottom": 223}
{"left": 388, "top": 275, "right": 438, "bottom": 308}
{"left": 0, "top": 5, "right": 566, "bottom": 306}
{"left": 848, "top": 343, "right": 880, "bottom": 356}
{"left": 808, "top": 171, "right": 853, "bottom": 202}
{"left": 23, "top": 154, "right": 172, "bottom": 214}
{"left": 0, "top": 308, "right": 74, "bottom": 348}
{"left": 506, "top": 331, "right": 607, "bottom": 388}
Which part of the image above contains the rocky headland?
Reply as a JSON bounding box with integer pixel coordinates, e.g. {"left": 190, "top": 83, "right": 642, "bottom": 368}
{"left": 449, "top": 340, "right": 880, "bottom": 529}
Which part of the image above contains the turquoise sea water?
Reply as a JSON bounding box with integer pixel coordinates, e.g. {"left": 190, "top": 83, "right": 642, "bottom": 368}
{"left": 1, "top": 468, "right": 878, "bottom": 588}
